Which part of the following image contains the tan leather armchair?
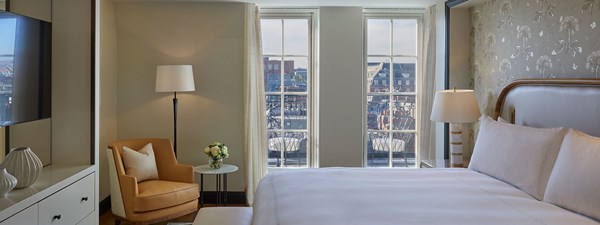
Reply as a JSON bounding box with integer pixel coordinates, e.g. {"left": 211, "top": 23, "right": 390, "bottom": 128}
{"left": 107, "top": 138, "right": 199, "bottom": 225}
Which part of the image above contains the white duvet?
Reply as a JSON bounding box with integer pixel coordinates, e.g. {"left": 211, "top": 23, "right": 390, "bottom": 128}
{"left": 252, "top": 168, "right": 599, "bottom": 225}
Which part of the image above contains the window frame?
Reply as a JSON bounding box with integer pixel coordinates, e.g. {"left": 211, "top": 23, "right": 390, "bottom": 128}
{"left": 261, "top": 8, "right": 320, "bottom": 170}
{"left": 363, "top": 9, "right": 424, "bottom": 168}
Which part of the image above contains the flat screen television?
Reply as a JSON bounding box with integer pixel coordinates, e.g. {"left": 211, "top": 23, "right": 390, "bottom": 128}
{"left": 0, "top": 10, "right": 51, "bottom": 126}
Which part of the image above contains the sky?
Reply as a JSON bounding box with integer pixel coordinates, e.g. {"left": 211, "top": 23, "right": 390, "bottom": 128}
{"left": 0, "top": 18, "right": 16, "bottom": 56}
{"left": 260, "top": 18, "right": 418, "bottom": 68}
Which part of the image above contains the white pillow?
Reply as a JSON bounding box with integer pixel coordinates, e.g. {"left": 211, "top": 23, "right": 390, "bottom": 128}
{"left": 121, "top": 143, "right": 159, "bottom": 182}
{"left": 468, "top": 115, "right": 566, "bottom": 200}
{"left": 544, "top": 129, "right": 600, "bottom": 221}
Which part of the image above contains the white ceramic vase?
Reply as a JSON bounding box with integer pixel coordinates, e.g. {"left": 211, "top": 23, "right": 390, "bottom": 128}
{"left": 1, "top": 147, "right": 43, "bottom": 189}
{"left": 0, "top": 168, "right": 17, "bottom": 197}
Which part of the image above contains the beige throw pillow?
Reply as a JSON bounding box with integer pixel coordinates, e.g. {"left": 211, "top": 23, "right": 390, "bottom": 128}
{"left": 121, "top": 143, "right": 159, "bottom": 182}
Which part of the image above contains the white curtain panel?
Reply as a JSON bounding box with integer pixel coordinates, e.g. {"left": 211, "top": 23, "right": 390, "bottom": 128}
{"left": 417, "top": 4, "right": 437, "bottom": 161}
{"left": 243, "top": 3, "right": 268, "bottom": 206}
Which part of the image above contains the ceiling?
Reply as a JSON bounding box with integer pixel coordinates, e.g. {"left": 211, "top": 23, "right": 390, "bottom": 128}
{"left": 112, "top": 0, "right": 439, "bottom": 7}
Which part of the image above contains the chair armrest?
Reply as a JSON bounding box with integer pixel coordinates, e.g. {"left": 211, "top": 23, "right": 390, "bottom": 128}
{"left": 160, "top": 163, "right": 195, "bottom": 183}
{"left": 118, "top": 173, "right": 139, "bottom": 196}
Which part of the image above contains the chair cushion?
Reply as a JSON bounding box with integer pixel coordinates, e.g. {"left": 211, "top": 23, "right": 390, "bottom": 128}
{"left": 133, "top": 180, "right": 199, "bottom": 213}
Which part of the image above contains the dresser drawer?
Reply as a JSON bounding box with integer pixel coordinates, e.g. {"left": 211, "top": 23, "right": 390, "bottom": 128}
{"left": 0, "top": 204, "right": 38, "bottom": 225}
{"left": 76, "top": 212, "right": 95, "bottom": 225}
{"left": 38, "top": 173, "right": 94, "bottom": 225}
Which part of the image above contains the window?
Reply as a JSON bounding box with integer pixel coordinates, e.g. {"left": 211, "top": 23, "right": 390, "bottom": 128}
{"left": 261, "top": 10, "right": 317, "bottom": 168}
{"left": 365, "top": 14, "right": 421, "bottom": 168}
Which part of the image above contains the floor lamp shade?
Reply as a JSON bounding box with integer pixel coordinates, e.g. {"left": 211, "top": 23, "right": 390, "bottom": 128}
{"left": 431, "top": 89, "right": 480, "bottom": 167}
{"left": 156, "top": 65, "right": 195, "bottom": 92}
{"left": 155, "top": 65, "right": 195, "bottom": 156}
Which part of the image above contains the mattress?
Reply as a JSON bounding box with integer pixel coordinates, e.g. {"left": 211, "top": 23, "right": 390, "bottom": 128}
{"left": 252, "top": 168, "right": 599, "bottom": 225}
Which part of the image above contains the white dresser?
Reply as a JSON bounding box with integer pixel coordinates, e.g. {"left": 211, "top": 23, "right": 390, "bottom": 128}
{"left": 0, "top": 166, "right": 96, "bottom": 225}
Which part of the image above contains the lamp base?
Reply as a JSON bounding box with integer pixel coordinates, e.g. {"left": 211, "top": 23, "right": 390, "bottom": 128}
{"left": 449, "top": 123, "right": 464, "bottom": 168}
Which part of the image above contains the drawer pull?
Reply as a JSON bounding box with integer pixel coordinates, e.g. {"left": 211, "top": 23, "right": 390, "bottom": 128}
{"left": 53, "top": 215, "right": 61, "bottom": 220}
{"left": 81, "top": 196, "right": 89, "bottom": 202}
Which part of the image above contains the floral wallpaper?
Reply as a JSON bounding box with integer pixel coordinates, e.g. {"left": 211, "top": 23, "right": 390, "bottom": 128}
{"left": 470, "top": 0, "right": 600, "bottom": 116}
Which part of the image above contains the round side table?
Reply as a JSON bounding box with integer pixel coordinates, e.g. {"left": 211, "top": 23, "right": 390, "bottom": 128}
{"left": 193, "top": 164, "right": 238, "bottom": 207}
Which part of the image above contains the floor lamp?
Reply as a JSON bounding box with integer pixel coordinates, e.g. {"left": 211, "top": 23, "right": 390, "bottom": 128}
{"left": 430, "top": 89, "right": 480, "bottom": 167}
{"left": 156, "top": 65, "right": 195, "bottom": 156}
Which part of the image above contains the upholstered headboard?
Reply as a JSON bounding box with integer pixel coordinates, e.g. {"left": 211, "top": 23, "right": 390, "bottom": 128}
{"left": 494, "top": 79, "right": 600, "bottom": 137}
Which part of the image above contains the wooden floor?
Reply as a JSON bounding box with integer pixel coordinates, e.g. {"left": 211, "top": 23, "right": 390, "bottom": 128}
{"left": 99, "top": 204, "right": 246, "bottom": 225}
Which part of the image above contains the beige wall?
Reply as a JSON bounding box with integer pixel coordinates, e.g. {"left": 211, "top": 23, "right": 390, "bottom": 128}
{"left": 114, "top": 2, "right": 245, "bottom": 191}
{"left": 51, "top": 0, "right": 93, "bottom": 165}
{"left": 99, "top": 0, "right": 118, "bottom": 201}
{"left": 8, "top": 0, "right": 51, "bottom": 22}
{"left": 449, "top": 8, "right": 474, "bottom": 160}
{"left": 319, "top": 7, "right": 364, "bottom": 167}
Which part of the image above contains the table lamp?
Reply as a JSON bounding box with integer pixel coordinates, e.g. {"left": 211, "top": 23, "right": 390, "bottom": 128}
{"left": 430, "top": 89, "right": 480, "bottom": 167}
{"left": 156, "top": 65, "right": 195, "bottom": 156}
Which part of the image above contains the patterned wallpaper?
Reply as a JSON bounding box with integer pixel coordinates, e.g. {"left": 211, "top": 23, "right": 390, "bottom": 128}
{"left": 470, "top": 0, "right": 600, "bottom": 116}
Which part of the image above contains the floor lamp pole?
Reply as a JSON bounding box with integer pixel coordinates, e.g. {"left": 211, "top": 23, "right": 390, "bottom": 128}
{"left": 173, "top": 92, "right": 178, "bottom": 157}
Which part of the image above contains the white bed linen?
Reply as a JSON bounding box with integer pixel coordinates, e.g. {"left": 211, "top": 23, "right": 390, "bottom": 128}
{"left": 252, "top": 168, "right": 599, "bottom": 225}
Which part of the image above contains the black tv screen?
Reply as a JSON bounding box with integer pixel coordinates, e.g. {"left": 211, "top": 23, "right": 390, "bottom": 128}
{"left": 0, "top": 10, "right": 51, "bottom": 126}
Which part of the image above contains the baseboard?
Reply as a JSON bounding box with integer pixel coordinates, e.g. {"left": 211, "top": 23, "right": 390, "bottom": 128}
{"left": 99, "top": 196, "right": 111, "bottom": 215}
{"left": 201, "top": 191, "right": 247, "bottom": 205}
{"left": 99, "top": 191, "right": 247, "bottom": 214}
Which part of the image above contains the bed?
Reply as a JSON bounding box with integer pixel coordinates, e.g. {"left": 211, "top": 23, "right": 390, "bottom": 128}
{"left": 196, "top": 79, "right": 600, "bottom": 225}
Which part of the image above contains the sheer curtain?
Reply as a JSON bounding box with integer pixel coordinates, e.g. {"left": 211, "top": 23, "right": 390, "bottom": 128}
{"left": 243, "top": 3, "right": 267, "bottom": 205}
{"left": 418, "top": 4, "right": 437, "bottom": 161}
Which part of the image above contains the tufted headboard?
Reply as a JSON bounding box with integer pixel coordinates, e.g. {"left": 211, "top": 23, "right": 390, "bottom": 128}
{"left": 494, "top": 79, "right": 600, "bottom": 137}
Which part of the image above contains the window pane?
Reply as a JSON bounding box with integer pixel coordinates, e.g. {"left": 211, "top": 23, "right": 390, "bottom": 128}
{"left": 367, "top": 57, "right": 391, "bottom": 93}
{"left": 283, "top": 132, "right": 307, "bottom": 167}
{"left": 284, "top": 95, "right": 307, "bottom": 129}
{"left": 392, "top": 95, "right": 416, "bottom": 130}
{"left": 284, "top": 19, "right": 309, "bottom": 55}
{"left": 261, "top": 19, "right": 282, "bottom": 55}
{"left": 367, "top": 132, "right": 390, "bottom": 167}
{"left": 393, "top": 19, "right": 418, "bottom": 56}
{"left": 263, "top": 57, "right": 282, "bottom": 92}
{"left": 283, "top": 57, "right": 308, "bottom": 92}
{"left": 393, "top": 57, "right": 417, "bottom": 93}
{"left": 367, "top": 19, "right": 391, "bottom": 55}
{"left": 367, "top": 95, "right": 390, "bottom": 130}
{"left": 392, "top": 132, "right": 415, "bottom": 167}
{"left": 267, "top": 132, "right": 282, "bottom": 167}
{"left": 266, "top": 95, "right": 281, "bottom": 130}
{"left": 267, "top": 132, "right": 307, "bottom": 167}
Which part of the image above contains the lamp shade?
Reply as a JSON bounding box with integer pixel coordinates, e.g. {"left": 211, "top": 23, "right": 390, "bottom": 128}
{"left": 430, "top": 89, "right": 481, "bottom": 123}
{"left": 155, "top": 65, "right": 195, "bottom": 92}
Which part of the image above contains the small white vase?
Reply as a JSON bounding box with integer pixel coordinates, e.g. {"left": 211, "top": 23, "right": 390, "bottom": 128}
{"left": 0, "top": 168, "right": 17, "bottom": 197}
{"left": 1, "top": 147, "right": 43, "bottom": 189}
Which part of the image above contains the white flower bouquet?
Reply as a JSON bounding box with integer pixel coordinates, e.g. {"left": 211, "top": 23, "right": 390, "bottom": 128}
{"left": 203, "top": 142, "right": 229, "bottom": 168}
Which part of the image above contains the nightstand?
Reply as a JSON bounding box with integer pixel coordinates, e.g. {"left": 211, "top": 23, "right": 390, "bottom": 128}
{"left": 421, "top": 159, "right": 469, "bottom": 168}
{"left": 420, "top": 159, "right": 449, "bottom": 168}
